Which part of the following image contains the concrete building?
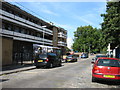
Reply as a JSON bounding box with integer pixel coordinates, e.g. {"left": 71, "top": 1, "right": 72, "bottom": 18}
{"left": 107, "top": 43, "right": 120, "bottom": 59}
{"left": 0, "top": 1, "right": 67, "bottom": 66}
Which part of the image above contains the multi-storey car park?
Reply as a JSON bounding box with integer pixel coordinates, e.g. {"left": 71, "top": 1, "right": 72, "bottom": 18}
{"left": 0, "top": 1, "right": 67, "bottom": 66}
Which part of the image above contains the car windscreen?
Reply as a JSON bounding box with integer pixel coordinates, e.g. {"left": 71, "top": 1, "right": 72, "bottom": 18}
{"left": 39, "top": 54, "right": 47, "bottom": 59}
{"left": 97, "top": 59, "right": 120, "bottom": 67}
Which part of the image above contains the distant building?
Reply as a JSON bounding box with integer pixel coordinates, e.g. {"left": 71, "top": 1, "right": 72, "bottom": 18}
{"left": 0, "top": 1, "right": 67, "bottom": 66}
{"left": 107, "top": 43, "right": 120, "bottom": 58}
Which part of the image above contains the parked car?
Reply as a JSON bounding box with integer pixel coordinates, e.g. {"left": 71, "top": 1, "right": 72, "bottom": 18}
{"left": 92, "top": 57, "right": 120, "bottom": 82}
{"left": 66, "top": 55, "right": 78, "bottom": 62}
{"left": 92, "top": 54, "right": 107, "bottom": 63}
{"left": 81, "top": 53, "right": 88, "bottom": 58}
{"left": 34, "top": 53, "right": 62, "bottom": 68}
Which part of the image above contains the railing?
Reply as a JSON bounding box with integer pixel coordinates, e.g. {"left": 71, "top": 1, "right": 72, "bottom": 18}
{"left": 1, "top": 29, "right": 53, "bottom": 45}
{"left": 2, "top": 29, "right": 14, "bottom": 35}
{"left": 58, "top": 32, "right": 67, "bottom": 38}
{"left": 1, "top": 9, "right": 53, "bottom": 35}
{"left": 14, "top": 32, "right": 26, "bottom": 38}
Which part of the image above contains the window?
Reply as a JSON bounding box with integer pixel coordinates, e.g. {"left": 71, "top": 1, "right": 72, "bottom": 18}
{"left": 26, "top": 30, "right": 30, "bottom": 35}
{"left": 21, "top": 28, "right": 25, "bottom": 34}
{"left": 2, "top": 23, "right": 5, "bottom": 29}
{"left": 14, "top": 27, "right": 20, "bottom": 33}
{"left": 24, "top": 29, "right": 27, "bottom": 34}
{"left": 39, "top": 54, "right": 47, "bottom": 59}
{"left": 4, "top": 23, "right": 9, "bottom": 30}
{"left": 7, "top": 24, "right": 13, "bottom": 31}
{"left": 97, "top": 59, "right": 120, "bottom": 67}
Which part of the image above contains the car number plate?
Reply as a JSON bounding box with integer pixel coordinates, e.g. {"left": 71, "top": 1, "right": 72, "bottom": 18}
{"left": 67, "top": 60, "right": 71, "bottom": 61}
{"left": 38, "top": 60, "right": 43, "bottom": 62}
{"left": 103, "top": 75, "right": 115, "bottom": 78}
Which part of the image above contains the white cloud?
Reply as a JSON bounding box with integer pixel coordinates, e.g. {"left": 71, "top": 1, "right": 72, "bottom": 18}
{"left": 37, "top": 3, "right": 59, "bottom": 16}
{"left": 53, "top": 22, "right": 76, "bottom": 31}
{"left": 41, "top": 9, "right": 59, "bottom": 16}
{"left": 67, "top": 37, "right": 73, "bottom": 49}
{"left": 74, "top": 15, "right": 97, "bottom": 27}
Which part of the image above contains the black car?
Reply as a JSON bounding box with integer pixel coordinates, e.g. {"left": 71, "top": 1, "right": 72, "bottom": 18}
{"left": 66, "top": 55, "right": 78, "bottom": 62}
{"left": 81, "top": 53, "right": 88, "bottom": 58}
{"left": 34, "top": 53, "right": 62, "bottom": 68}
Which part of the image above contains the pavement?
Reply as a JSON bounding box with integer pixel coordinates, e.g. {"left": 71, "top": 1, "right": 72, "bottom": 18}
{"left": 0, "top": 63, "right": 36, "bottom": 76}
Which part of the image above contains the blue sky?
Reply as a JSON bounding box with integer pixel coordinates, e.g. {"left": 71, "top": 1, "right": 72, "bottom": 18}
{"left": 10, "top": 1, "right": 107, "bottom": 49}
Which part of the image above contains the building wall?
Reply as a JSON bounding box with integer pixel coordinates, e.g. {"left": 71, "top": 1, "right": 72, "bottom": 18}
{"left": 1, "top": 1, "right": 67, "bottom": 66}
{"left": 0, "top": 37, "right": 2, "bottom": 67}
{"left": 116, "top": 47, "right": 120, "bottom": 58}
{"left": 53, "top": 27, "right": 58, "bottom": 47}
{"left": 2, "top": 37, "right": 13, "bottom": 66}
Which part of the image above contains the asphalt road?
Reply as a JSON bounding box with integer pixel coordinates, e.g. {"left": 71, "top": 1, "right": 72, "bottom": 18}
{"left": 1, "top": 55, "right": 120, "bottom": 88}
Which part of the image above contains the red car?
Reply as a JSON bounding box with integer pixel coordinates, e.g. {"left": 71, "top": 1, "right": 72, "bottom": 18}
{"left": 92, "top": 57, "right": 120, "bottom": 82}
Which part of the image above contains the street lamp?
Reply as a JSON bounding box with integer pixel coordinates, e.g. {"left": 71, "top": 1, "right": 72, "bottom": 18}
{"left": 41, "top": 26, "right": 47, "bottom": 46}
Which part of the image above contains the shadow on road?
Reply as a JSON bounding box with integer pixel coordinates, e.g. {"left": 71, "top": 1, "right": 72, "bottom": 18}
{"left": 94, "top": 80, "right": 120, "bottom": 86}
{"left": 0, "top": 79, "right": 9, "bottom": 82}
{"left": 36, "top": 64, "right": 64, "bottom": 69}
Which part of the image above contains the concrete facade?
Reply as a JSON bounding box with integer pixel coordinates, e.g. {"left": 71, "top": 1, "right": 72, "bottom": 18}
{"left": 1, "top": 1, "right": 67, "bottom": 66}
{"left": 2, "top": 37, "right": 13, "bottom": 65}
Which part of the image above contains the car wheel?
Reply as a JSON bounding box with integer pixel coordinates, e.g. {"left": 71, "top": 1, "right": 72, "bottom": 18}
{"left": 92, "top": 77, "right": 96, "bottom": 82}
{"left": 59, "top": 62, "right": 62, "bottom": 67}
{"left": 76, "top": 59, "right": 77, "bottom": 62}
{"left": 36, "top": 66, "right": 40, "bottom": 68}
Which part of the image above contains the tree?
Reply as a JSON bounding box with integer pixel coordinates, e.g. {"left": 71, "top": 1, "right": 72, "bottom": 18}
{"left": 72, "top": 25, "right": 103, "bottom": 53}
{"left": 101, "top": 1, "right": 120, "bottom": 49}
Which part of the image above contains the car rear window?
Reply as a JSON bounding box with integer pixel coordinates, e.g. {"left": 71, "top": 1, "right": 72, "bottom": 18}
{"left": 39, "top": 54, "right": 47, "bottom": 59}
{"left": 97, "top": 59, "right": 120, "bottom": 67}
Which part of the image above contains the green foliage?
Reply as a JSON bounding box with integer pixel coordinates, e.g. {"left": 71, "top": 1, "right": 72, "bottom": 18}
{"left": 101, "top": 1, "right": 120, "bottom": 48}
{"left": 72, "top": 25, "right": 105, "bottom": 53}
{"left": 73, "top": 1, "right": 120, "bottom": 52}
{"left": 65, "top": 46, "right": 71, "bottom": 52}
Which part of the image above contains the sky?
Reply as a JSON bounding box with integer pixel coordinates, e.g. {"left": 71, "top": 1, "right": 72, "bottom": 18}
{"left": 8, "top": 1, "right": 107, "bottom": 49}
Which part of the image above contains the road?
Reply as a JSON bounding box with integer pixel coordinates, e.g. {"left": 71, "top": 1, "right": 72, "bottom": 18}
{"left": 1, "top": 55, "right": 120, "bottom": 88}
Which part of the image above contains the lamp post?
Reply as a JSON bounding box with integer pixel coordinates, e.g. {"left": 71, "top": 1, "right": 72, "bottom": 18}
{"left": 84, "top": 44, "right": 85, "bottom": 53}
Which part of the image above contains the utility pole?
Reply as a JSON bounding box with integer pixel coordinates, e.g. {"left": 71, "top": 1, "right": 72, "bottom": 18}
{"left": 84, "top": 44, "right": 85, "bottom": 52}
